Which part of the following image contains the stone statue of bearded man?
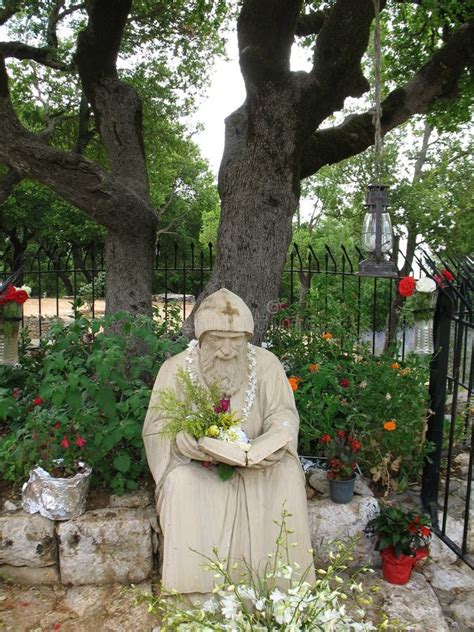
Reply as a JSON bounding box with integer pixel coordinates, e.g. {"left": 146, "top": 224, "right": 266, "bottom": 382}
{"left": 143, "top": 288, "right": 314, "bottom": 595}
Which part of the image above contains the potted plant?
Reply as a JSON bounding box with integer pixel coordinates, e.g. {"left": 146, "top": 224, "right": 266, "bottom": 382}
{"left": 21, "top": 410, "right": 92, "bottom": 520}
{"left": 0, "top": 283, "right": 30, "bottom": 365}
{"left": 367, "top": 504, "right": 432, "bottom": 585}
{"left": 320, "top": 430, "right": 362, "bottom": 503}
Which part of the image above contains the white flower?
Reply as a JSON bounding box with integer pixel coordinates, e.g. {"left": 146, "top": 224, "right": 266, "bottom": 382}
{"left": 202, "top": 597, "right": 218, "bottom": 613}
{"left": 385, "top": 392, "right": 392, "bottom": 400}
{"left": 220, "top": 594, "right": 239, "bottom": 620}
{"left": 269, "top": 588, "right": 286, "bottom": 603}
{"left": 359, "top": 381, "right": 367, "bottom": 389}
{"left": 416, "top": 276, "right": 436, "bottom": 293}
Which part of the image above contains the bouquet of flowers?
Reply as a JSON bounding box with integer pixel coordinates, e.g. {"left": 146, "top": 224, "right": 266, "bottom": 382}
{"left": 158, "top": 369, "right": 250, "bottom": 479}
{"left": 0, "top": 283, "right": 30, "bottom": 364}
{"left": 319, "top": 430, "right": 362, "bottom": 480}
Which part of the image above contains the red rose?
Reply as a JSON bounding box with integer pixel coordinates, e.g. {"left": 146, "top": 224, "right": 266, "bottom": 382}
{"left": 336, "top": 429, "right": 346, "bottom": 439}
{"left": 13, "top": 290, "right": 29, "bottom": 304}
{"left": 351, "top": 440, "right": 362, "bottom": 452}
{"left": 420, "top": 526, "right": 431, "bottom": 537}
{"left": 33, "top": 396, "right": 43, "bottom": 406}
{"left": 440, "top": 269, "right": 454, "bottom": 282}
{"left": 398, "top": 276, "right": 416, "bottom": 297}
{"left": 320, "top": 433, "right": 331, "bottom": 444}
{"left": 339, "top": 377, "right": 350, "bottom": 388}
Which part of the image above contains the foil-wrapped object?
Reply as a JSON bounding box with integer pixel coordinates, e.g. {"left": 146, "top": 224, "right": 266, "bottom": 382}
{"left": 22, "top": 463, "right": 92, "bottom": 521}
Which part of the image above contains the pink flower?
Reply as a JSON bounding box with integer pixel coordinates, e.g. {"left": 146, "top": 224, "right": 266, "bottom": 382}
{"left": 339, "top": 377, "right": 350, "bottom": 388}
{"left": 75, "top": 434, "right": 87, "bottom": 448}
{"left": 214, "top": 398, "right": 230, "bottom": 413}
{"left": 60, "top": 436, "right": 69, "bottom": 449}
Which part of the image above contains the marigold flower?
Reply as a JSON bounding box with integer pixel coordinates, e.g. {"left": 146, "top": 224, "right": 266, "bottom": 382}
{"left": 339, "top": 377, "right": 350, "bottom": 388}
{"left": 75, "top": 434, "right": 87, "bottom": 448}
{"left": 60, "top": 436, "right": 70, "bottom": 449}
{"left": 320, "top": 433, "right": 331, "bottom": 444}
{"left": 398, "top": 275, "right": 416, "bottom": 298}
{"left": 33, "top": 396, "right": 43, "bottom": 406}
{"left": 308, "top": 363, "right": 319, "bottom": 373}
{"left": 391, "top": 362, "right": 400, "bottom": 370}
{"left": 321, "top": 331, "right": 333, "bottom": 340}
{"left": 383, "top": 420, "right": 397, "bottom": 431}
{"left": 288, "top": 376, "right": 301, "bottom": 392}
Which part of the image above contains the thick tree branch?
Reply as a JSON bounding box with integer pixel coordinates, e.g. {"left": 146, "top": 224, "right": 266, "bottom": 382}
{"left": 75, "top": 0, "right": 149, "bottom": 200}
{"left": 300, "top": 19, "right": 474, "bottom": 178}
{"left": 0, "top": 41, "right": 72, "bottom": 71}
{"left": 313, "top": 0, "right": 373, "bottom": 100}
{"left": 0, "top": 0, "right": 21, "bottom": 26}
{"left": 0, "top": 168, "right": 22, "bottom": 205}
{"left": 238, "top": 0, "right": 302, "bottom": 84}
{"left": 0, "top": 56, "right": 155, "bottom": 236}
{"left": 295, "top": 10, "right": 327, "bottom": 37}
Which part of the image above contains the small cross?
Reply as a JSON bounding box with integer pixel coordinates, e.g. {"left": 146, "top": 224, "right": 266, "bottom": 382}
{"left": 221, "top": 299, "right": 240, "bottom": 325}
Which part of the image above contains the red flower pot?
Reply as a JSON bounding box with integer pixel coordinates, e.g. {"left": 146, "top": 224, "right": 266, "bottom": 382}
{"left": 380, "top": 547, "right": 416, "bottom": 585}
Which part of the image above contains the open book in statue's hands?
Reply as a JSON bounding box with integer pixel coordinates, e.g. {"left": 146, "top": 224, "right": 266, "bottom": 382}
{"left": 198, "top": 437, "right": 247, "bottom": 467}
{"left": 246, "top": 426, "right": 292, "bottom": 466}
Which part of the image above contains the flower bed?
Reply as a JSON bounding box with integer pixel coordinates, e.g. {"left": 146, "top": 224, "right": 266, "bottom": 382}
{"left": 267, "top": 321, "right": 432, "bottom": 493}
{"left": 0, "top": 313, "right": 186, "bottom": 494}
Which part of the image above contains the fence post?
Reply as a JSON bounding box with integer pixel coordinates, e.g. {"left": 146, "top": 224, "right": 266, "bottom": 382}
{"left": 421, "top": 288, "right": 455, "bottom": 522}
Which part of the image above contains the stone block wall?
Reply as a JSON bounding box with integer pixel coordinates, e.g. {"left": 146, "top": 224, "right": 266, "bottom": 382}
{"left": 0, "top": 492, "right": 157, "bottom": 586}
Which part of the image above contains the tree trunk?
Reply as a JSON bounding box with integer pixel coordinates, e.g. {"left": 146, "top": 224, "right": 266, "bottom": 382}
{"left": 71, "top": 244, "right": 92, "bottom": 284}
{"left": 208, "top": 96, "right": 301, "bottom": 344}
{"left": 104, "top": 224, "right": 156, "bottom": 317}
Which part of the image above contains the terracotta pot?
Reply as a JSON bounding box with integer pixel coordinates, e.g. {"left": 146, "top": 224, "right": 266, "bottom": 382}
{"left": 380, "top": 546, "right": 416, "bottom": 585}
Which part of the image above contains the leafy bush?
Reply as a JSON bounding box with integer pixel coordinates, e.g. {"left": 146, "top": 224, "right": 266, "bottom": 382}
{"left": 266, "top": 323, "right": 432, "bottom": 492}
{"left": 0, "top": 312, "right": 187, "bottom": 494}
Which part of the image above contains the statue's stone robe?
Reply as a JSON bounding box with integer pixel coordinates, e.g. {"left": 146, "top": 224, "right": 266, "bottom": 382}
{"left": 143, "top": 345, "right": 315, "bottom": 594}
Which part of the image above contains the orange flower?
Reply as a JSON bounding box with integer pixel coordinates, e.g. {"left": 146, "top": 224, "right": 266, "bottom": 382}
{"left": 321, "top": 332, "right": 333, "bottom": 340}
{"left": 309, "top": 363, "right": 319, "bottom": 373}
{"left": 391, "top": 362, "right": 400, "bottom": 370}
{"left": 288, "top": 376, "right": 301, "bottom": 392}
{"left": 384, "top": 420, "right": 397, "bottom": 431}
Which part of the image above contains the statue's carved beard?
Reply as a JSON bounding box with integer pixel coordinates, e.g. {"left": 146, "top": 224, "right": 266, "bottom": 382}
{"left": 199, "top": 347, "right": 248, "bottom": 397}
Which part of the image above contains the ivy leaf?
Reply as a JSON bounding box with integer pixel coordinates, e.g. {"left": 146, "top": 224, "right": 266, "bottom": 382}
{"left": 216, "top": 464, "right": 235, "bottom": 481}
{"left": 97, "top": 387, "right": 116, "bottom": 418}
{"left": 113, "top": 452, "right": 131, "bottom": 473}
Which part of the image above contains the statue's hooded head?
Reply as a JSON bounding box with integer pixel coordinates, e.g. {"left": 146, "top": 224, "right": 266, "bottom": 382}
{"left": 194, "top": 289, "right": 254, "bottom": 396}
{"left": 194, "top": 288, "right": 254, "bottom": 342}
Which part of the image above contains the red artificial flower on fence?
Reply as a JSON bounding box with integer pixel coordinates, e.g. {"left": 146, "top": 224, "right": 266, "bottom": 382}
{"left": 397, "top": 276, "right": 416, "bottom": 298}
{"left": 0, "top": 284, "right": 29, "bottom": 305}
{"left": 434, "top": 268, "right": 455, "bottom": 287}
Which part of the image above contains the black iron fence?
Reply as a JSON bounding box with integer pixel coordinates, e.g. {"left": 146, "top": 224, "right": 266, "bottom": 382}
{"left": 421, "top": 261, "right": 473, "bottom": 569}
{"left": 2, "top": 240, "right": 417, "bottom": 354}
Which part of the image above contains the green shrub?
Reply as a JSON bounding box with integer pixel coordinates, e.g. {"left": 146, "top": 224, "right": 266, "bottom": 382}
{"left": 0, "top": 312, "right": 187, "bottom": 494}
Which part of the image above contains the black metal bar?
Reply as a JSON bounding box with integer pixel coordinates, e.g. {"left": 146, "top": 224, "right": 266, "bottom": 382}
{"left": 421, "top": 289, "right": 455, "bottom": 520}
{"left": 441, "top": 303, "right": 465, "bottom": 533}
